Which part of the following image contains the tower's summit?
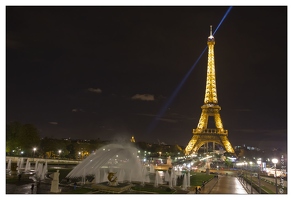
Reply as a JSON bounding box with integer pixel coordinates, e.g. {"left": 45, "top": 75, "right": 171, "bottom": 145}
{"left": 208, "top": 25, "right": 215, "bottom": 42}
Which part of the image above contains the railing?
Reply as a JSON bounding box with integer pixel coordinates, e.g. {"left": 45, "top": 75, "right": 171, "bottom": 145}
{"left": 6, "top": 156, "right": 81, "bottom": 164}
{"left": 193, "top": 129, "right": 228, "bottom": 134}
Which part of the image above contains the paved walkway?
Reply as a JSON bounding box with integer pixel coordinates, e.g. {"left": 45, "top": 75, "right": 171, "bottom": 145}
{"left": 209, "top": 175, "right": 247, "bottom": 194}
{"left": 6, "top": 182, "right": 73, "bottom": 194}
{"left": 200, "top": 175, "right": 254, "bottom": 194}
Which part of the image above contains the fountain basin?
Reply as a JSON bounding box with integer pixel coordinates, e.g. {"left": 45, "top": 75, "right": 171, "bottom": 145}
{"left": 91, "top": 182, "right": 133, "bottom": 193}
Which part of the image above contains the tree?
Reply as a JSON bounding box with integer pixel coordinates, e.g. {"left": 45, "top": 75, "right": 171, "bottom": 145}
{"left": 18, "top": 124, "right": 41, "bottom": 155}
{"left": 40, "top": 137, "right": 69, "bottom": 158}
{"left": 66, "top": 143, "right": 76, "bottom": 159}
{"left": 224, "top": 158, "right": 233, "bottom": 168}
{"left": 6, "top": 121, "right": 23, "bottom": 154}
{"left": 40, "top": 137, "right": 57, "bottom": 158}
{"left": 6, "top": 122, "right": 41, "bottom": 156}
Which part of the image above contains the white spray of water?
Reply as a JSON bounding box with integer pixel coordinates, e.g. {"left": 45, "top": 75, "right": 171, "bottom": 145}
{"left": 66, "top": 143, "right": 145, "bottom": 183}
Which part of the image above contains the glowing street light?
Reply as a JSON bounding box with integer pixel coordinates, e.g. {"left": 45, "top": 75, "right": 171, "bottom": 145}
{"left": 33, "top": 147, "right": 37, "bottom": 154}
{"left": 272, "top": 158, "right": 278, "bottom": 194}
{"left": 58, "top": 150, "right": 62, "bottom": 159}
{"left": 33, "top": 147, "right": 37, "bottom": 161}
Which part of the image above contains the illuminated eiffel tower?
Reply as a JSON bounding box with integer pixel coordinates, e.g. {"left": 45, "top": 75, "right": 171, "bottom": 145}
{"left": 185, "top": 26, "right": 235, "bottom": 156}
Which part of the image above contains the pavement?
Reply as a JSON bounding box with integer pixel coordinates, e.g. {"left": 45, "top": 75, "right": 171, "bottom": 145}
{"left": 199, "top": 174, "right": 258, "bottom": 194}
{"left": 6, "top": 173, "right": 260, "bottom": 195}
{"left": 172, "top": 174, "right": 251, "bottom": 194}
{"left": 6, "top": 181, "right": 74, "bottom": 194}
{"left": 6, "top": 172, "right": 74, "bottom": 194}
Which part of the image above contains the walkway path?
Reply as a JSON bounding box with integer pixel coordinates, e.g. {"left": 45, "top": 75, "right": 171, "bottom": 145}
{"left": 201, "top": 175, "right": 251, "bottom": 194}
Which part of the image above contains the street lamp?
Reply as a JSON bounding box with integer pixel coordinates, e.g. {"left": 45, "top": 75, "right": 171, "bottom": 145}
{"left": 58, "top": 150, "right": 62, "bottom": 159}
{"left": 249, "top": 162, "right": 253, "bottom": 194}
{"left": 257, "top": 159, "right": 262, "bottom": 194}
{"left": 33, "top": 147, "right": 37, "bottom": 161}
{"left": 272, "top": 158, "right": 278, "bottom": 194}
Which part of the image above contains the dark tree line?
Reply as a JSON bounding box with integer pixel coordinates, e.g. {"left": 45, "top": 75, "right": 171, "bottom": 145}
{"left": 6, "top": 121, "right": 41, "bottom": 156}
{"left": 6, "top": 121, "right": 185, "bottom": 160}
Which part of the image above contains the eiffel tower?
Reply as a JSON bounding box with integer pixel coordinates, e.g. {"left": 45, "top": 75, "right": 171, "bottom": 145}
{"left": 185, "top": 26, "right": 235, "bottom": 156}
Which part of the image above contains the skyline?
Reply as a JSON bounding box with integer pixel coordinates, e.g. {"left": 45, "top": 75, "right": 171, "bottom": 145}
{"left": 6, "top": 6, "right": 287, "bottom": 151}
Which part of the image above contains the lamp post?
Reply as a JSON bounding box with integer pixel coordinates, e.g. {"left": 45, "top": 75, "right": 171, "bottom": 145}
{"left": 272, "top": 158, "right": 278, "bottom": 194}
{"left": 33, "top": 147, "right": 37, "bottom": 161}
{"left": 244, "top": 162, "right": 247, "bottom": 187}
{"left": 257, "top": 160, "right": 261, "bottom": 194}
{"left": 249, "top": 162, "right": 253, "bottom": 194}
{"left": 58, "top": 150, "right": 62, "bottom": 159}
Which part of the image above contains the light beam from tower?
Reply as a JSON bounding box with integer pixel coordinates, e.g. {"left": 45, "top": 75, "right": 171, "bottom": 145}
{"left": 147, "top": 6, "right": 233, "bottom": 134}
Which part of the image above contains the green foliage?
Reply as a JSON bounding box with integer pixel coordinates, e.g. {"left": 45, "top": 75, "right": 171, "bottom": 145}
{"left": 19, "top": 124, "right": 41, "bottom": 152}
{"left": 6, "top": 121, "right": 22, "bottom": 153}
{"left": 66, "top": 143, "right": 77, "bottom": 159}
{"left": 224, "top": 158, "right": 233, "bottom": 168}
{"left": 6, "top": 121, "right": 40, "bottom": 155}
{"left": 40, "top": 137, "right": 70, "bottom": 158}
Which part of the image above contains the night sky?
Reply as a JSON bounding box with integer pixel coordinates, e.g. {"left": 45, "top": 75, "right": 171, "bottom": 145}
{"left": 6, "top": 6, "right": 287, "bottom": 150}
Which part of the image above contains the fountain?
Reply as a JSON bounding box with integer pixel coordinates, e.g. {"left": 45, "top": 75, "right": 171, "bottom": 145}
{"left": 141, "top": 165, "right": 150, "bottom": 185}
{"left": 36, "top": 163, "right": 43, "bottom": 179}
{"left": 66, "top": 143, "right": 148, "bottom": 193}
{"left": 171, "top": 168, "right": 177, "bottom": 186}
{"left": 187, "top": 171, "right": 190, "bottom": 187}
{"left": 25, "top": 159, "right": 31, "bottom": 172}
{"left": 149, "top": 163, "right": 155, "bottom": 173}
{"left": 34, "top": 160, "right": 39, "bottom": 172}
{"left": 40, "top": 161, "right": 48, "bottom": 180}
{"left": 182, "top": 173, "right": 187, "bottom": 190}
{"left": 94, "top": 169, "right": 101, "bottom": 184}
{"left": 154, "top": 170, "right": 164, "bottom": 188}
{"left": 154, "top": 171, "right": 159, "bottom": 187}
{"left": 169, "top": 174, "right": 173, "bottom": 188}
{"left": 6, "top": 159, "right": 11, "bottom": 174}
{"left": 164, "top": 171, "right": 170, "bottom": 183}
{"left": 16, "top": 158, "right": 25, "bottom": 174}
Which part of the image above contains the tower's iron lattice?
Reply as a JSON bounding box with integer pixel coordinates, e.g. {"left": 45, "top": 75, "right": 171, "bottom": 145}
{"left": 185, "top": 26, "right": 235, "bottom": 156}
